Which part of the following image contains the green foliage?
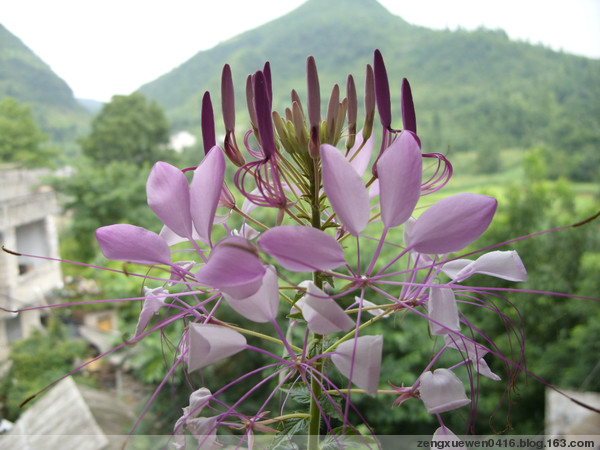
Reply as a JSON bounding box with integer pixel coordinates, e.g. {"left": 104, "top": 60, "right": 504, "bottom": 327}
{"left": 0, "top": 317, "right": 88, "bottom": 421}
{"left": 0, "top": 97, "right": 56, "bottom": 167}
{"left": 462, "top": 152, "right": 600, "bottom": 433}
{"left": 79, "top": 92, "right": 170, "bottom": 165}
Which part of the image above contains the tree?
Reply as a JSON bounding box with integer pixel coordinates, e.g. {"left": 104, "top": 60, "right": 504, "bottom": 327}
{"left": 79, "top": 92, "right": 170, "bottom": 165}
{"left": 0, "top": 97, "right": 55, "bottom": 167}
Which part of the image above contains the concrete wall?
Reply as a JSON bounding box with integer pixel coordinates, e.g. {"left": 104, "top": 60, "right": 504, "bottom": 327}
{"left": 0, "top": 169, "right": 63, "bottom": 360}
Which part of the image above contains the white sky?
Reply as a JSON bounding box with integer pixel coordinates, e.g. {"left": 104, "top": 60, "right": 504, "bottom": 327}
{"left": 2, "top": 0, "right": 599, "bottom": 102}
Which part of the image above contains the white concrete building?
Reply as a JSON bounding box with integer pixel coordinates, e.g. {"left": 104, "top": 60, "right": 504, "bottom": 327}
{"left": 0, "top": 168, "right": 63, "bottom": 360}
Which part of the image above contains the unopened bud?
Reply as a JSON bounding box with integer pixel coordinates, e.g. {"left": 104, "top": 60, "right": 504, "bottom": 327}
{"left": 201, "top": 92, "right": 216, "bottom": 155}
{"left": 346, "top": 74, "right": 357, "bottom": 150}
{"left": 306, "top": 56, "right": 321, "bottom": 158}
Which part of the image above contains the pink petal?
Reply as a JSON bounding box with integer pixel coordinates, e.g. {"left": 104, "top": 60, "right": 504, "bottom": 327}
{"left": 300, "top": 282, "right": 355, "bottom": 334}
{"left": 444, "top": 334, "right": 489, "bottom": 359}
{"left": 346, "top": 129, "right": 374, "bottom": 176}
{"left": 223, "top": 265, "right": 279, "bottom": 323}
{"left": 474, "top": 358, "right": 501, "bottom": 381}
{"left": 356, "top": 297, "right": 387, "bottom": 317}
{"left": 184, "top": 387, "right": 212, "bottom": 419}
{"left": 442, "top": 250, "right": 527, "bottom": 282}
{"left": 159, "top": 225, "right": 202, "bottom": 247}
{"left": 195, "top": 236, "right": 265, "bottom": 299}
{"left": 134, "top": 287, "right": 169, "bottom": 337}
{"left": 433, "top": 427, "right": 461, "bottom": 448}
{"left": 428, "top": 288, "right": 461, "bottom": 336}
{"left": 190, "top": 146, "right": 226, "bottom": 243}
{"left": 419, "top": 368, "right": 470, "bottom": 414}
{"left": 378, "top": 132, "right": 422, "bottom": 228}
{"left": 321, "top": 144, "right": 369, "bottom": 236}
{"left": 331, "top": 335, "right": 383, "bottom": 396}
{"left": 186, "top": 323, "right": 247, "bottom": 372}
{"left": 444, "top": 335, "right": 500, "bottom": 381}
{"left": 96, "top": 224, "right": 171, "bottom": 266}
{"left": 146, "top": 162, "right": 193, "bottom": 239}
{"left": 188, "top": 417, "right": 218, "bottom": 447}
{"left": 257, "top": 226, "right": 346, "bottom": 272}
{"left": 409, "top": 193, "right": 497, "bottom": 254}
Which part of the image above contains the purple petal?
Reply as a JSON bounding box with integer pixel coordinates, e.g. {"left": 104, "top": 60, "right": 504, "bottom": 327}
{"left": 409, "top": 193, "right": 497, "bottom": 254}
{"left": 378, "top": 131, "right": 422, "bottom": 228}
{"left": 146, "top": 162, "right": 193, "bottom": 239}
{"left": 96, "top": 224, "right": 171, "bottom": 265}
{"left": 300, "top": 282, "right": 355, "bottom": 334}
{"left": 444, "top": 335, "right": 500, "bottom": 381}
{"left": 190, "top": 146, "right": 226, "bottom": 244}
{"left": 331, "top": 335, "right": 383, "bottom": 396}
{"left": 134, "top": 287, "right": 169, "bottom": 337}
{"left": 345, "top": 129, "right": 374, "bottom": 176}
{"left": 222, "top": 265, "right": 279, "bottom": 323}
{"left": 195, "top": 236, "right": 265, "bottom": 299}
{"left": 186, "top": 387, "right": 212, "bottom": 419}
{"left": 419, "top": 368, "right": 470, "bottom": 414}
{"left": 321, "top": 144, "right": 369, "bottom": 236}
{"left": 442, "top": 250, "right": 527, "bottom": 282}
{"left": 428, "top": 288, "right": 460, "bottom": 336}
{"left": 257, "top": 226, "right": 346, "bottom": 272}
{"left": 186, "top": 323, "right": 246, "bottom": 372}
{"left": 433, "top": 427, "right": 460, "bottom": 442}
{"left": 444, "top": 334, "right": 490, "bottom": 359}
{"left": 474, "top": 358, "right": 501, "bottom": 381}
{"left": 159, "top": 225, "right": 201, "bottom": 247}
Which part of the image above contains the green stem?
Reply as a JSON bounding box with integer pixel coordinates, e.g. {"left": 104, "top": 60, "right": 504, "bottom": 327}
{"left": 308, "top": 156, "right": 323, "bottom": 450}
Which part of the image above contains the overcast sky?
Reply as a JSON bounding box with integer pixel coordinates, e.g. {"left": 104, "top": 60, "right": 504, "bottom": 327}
{"left": 3, "top": 0, "right": 599, "bottom": 102}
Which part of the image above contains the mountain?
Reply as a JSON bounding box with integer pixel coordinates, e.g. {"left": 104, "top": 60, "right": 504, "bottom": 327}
{"left": 139, "top": 0, "right": 600, "bottom": 180}
{"left": 0, "top": 23, "right": 90, "bottom": 149}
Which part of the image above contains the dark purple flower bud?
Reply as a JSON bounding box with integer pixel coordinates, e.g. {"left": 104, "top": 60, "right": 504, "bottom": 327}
{"left": 263, "top": 61, "right": 273, "bottom": 108}
{"left": 201, "top": 92, "right": 216, "bottom": 155}
{"left": 221, "top": 64, "right": 235, "bottom": 133}
{"left": 306, "top": 56, "right": 321, "bottom": 158}
{"left": 253, "top": 71, "right": 276, "bottom": 159}
{"left": 346, "top": 74, "right": 357, "bottom": 150}
{"left": 401, "top": 78, "right": 417, "bottom": 134}
{"left": 373, "top": 49, "right": 391, "bottom": 129}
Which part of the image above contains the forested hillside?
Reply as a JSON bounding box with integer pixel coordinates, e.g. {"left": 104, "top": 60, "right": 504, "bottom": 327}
{"left": 0, "top": 23, "right": 89, "bottom": 149}
{"left": 140, "top": 0, "right": 600, "bottom": 181}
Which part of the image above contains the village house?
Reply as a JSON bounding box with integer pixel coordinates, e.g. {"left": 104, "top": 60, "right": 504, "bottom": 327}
{"left": 0, "top": 168, "right": 63, "bottom": 361}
